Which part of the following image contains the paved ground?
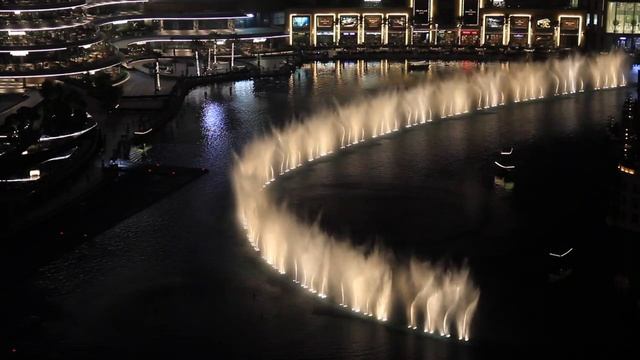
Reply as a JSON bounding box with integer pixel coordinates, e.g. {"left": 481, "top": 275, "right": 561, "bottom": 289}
{"left": 122, "top": 68, "right": 176, "bottom": 97}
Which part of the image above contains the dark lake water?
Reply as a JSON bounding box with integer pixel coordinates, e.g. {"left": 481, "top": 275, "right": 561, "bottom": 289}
{"left": 7, "top": 61, "right": 640, "bottom": 359}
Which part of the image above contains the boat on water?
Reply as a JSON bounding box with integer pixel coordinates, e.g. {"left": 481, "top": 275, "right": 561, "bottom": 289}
{"left": 495, "top": 147, "right": 516, "bottom": 169}
{"left": 494, "top": 147, "right": 516, "bottom": 190}
{"left": 548, "top": 247, "right": 574, "bottom": 282}
{"left": 408, "top": 61, "right": 429, "bottom": 71}
{"left": 500, "top": 147, "right": 513, "bottom": 156}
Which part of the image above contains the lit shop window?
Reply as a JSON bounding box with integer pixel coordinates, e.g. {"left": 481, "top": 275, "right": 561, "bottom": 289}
{"left": 606, "top": 2, "right": 640, "bottom": 34}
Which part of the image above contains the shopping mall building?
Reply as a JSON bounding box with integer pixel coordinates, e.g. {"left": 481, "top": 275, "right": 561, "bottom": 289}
{"left": 603, "top": 1, "right": 640, "bottom": 50}
{"left": 0, "top": 0, "right": 286, "bottom": 88}
{"left": 0, "top": 0, "right": 124, "bottom": 88}
{"left": 288, "top": 1, "right": 594, "bottom": 48}
{"left": 0, "top": 0, "right": 637, "bottom": 90}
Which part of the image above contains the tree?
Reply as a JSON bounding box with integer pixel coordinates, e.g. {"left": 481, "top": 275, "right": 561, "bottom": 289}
{"left": 40, "top": 79, "right": 57, "bottom": 100}
{"left": 15, "top": 106, "right": 38, "bottom": 126}
{"left": 40, "top": 82, "right": 89, "bottom": 133}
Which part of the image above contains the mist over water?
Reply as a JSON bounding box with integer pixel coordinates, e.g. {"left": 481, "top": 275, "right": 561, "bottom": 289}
{"left": 232, "top": 53, "right": 627, "bottom": 341}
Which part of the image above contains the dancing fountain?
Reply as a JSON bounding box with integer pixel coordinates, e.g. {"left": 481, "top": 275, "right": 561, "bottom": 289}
{"left": 232, "top": 53, "right": 628, "bottom": 342}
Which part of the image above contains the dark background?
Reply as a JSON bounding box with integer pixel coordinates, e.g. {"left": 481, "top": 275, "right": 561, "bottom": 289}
{"left": 149, "top": 0, "right": 583, "bottom": 11}
{"left": 149, "top": 0, "right": 408, "bottom": 11}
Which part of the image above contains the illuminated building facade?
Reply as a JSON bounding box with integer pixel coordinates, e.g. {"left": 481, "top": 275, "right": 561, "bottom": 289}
{"left": 435, "top": 0, "right": 586, "bottom": 47}
{"left": 411, "top": 0, "right": 482, "bottom": 46}
{"left": 0, "top": 0, "right": 122, "bottom": 87}
{"left": 597, "top": 1, "right": 640, "bottom": 50}
{"left": 483, "top": 1, "right": 640, "bottom": 51}
{"left": 0, "top": 0, "right": 287, "bottom": 90}
{"left": 288, "top": 1, "right": 587, "bottom": 47}
{"left": 289, "top": 8, "right": 411, "bottom": 47}
{"left": 480, "top": 8, "right": 584, "bottom": 47}
{"left": 0, "top": 0, "right": 597, "bottom": 90}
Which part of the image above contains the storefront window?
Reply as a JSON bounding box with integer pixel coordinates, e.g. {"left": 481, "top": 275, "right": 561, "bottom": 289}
{"left": 485, "top": 34, "right": 503, "bottom": 46}
{"left": 437, "top": 31, "right": 457, "bottom": 46}
{"left": 460, "top": 30, "right": 479, "bottom": 46}
{"left": 607, "top": 2, "right": 640, "bottom": 34}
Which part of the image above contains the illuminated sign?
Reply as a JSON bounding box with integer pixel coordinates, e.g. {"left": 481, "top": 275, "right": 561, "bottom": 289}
{"left": 364, "top": 15, "right": 382, "bottom": 30}
{"left": 511, "top": 16, "right": 529, "bottom": 30}
{"left": 619, "top": 165, "right": 636, "bottom": 175}
{"left": 485, "top": 16, "right": 504, "bottom": 32}
{"left": 463, "top": 0, "right": 479, "bottom": 26}
{"left": 291, "top": 16, "right": 310, "bottom": 31}
{"left": 340, "top": 15, "right": 359, "bottom": 29}
{"left": 316, "top": 16, "right": 334, "bottom": 28}
{"left": 560, "top": 17, "right": 579, "bottom": 31}
{"left": 388, "top": 15, "right": 407, "bottom": 30}
{"left": 536, "top": 17, "right": 552, "bottom": 31}
{"left": 414, "top": 0, "right": 430, "bottom": 25}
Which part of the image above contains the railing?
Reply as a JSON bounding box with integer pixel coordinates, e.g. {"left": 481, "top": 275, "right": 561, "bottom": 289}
{"left": 0, "top": 0, "right": 87, "bottom": 12}
{"left": 0, "top": 53, "right": 122, "bottom": 78}
{"left": 0, "top": 32, "right": 103, "bottom": 52}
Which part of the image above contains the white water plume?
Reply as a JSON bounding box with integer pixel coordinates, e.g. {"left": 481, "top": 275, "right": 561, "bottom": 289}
{"left": 232, "top": 53, "right": 627, "bottom": 341}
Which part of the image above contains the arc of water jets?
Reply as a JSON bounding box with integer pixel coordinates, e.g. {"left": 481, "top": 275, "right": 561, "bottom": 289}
{"left": 233, "top": 53, "right": 628, "bottom": 342}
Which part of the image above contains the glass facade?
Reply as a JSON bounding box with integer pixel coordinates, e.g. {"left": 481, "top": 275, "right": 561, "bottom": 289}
{"left": 606, "top": 2, "right": 640, "bottom": 34}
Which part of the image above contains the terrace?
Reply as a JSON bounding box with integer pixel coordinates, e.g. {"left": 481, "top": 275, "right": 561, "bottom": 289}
{"left": 84, "top": 0, "right": 146, "bottom": 9}
{"left": 0, "top": 0, "right": 86, "bottom": 12}
{"left": 0, "top": 7, "right": 89, "bottom": 31}
{"left": 0, "top": 42, "right": 121, "bottom": 77}
{"left": 0, "top": 25, "right": 101, "bottom": 51}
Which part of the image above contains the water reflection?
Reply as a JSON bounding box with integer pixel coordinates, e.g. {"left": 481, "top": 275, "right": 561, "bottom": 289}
{"left": 202, "top": 100, "right": 225, "bottom": 138}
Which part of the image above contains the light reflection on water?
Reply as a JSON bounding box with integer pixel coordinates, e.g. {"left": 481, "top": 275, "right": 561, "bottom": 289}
{"left": 202, "top": 100, "right": 225, "bottom": 137}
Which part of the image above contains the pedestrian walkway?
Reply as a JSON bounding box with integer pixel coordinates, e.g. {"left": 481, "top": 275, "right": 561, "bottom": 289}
{"left": 122, "top": 68, "right": 176, "bottom": 97}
